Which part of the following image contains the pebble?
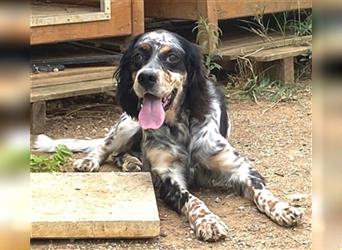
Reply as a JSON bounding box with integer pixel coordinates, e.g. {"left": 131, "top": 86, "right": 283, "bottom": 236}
{"left": 160, "top": 230, "right": 167, "bottom": 237}
{"left": 288, "top": 193, "right": 307, "bottom": 201}
{"left": 215, "top": 197, "right": 221, "bottom": 203}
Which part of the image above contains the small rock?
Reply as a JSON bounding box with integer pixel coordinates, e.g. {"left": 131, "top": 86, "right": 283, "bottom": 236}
{"left": 238, "top": 206, "right": 245, "bottom": 211}
{"left": 160, "top": 230, "right": 167, "bottom": 237}
{"left": 288, "top": 193, "right": 307, "bottom": 201}
{"left": 215, "top": 197, "right": 221, "bottom": 203}
{"left": 53, "top": 68, "right": 59, "bottom": 72}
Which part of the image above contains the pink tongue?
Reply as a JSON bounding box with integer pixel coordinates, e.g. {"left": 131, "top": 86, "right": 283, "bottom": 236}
{"left": 138, "top": 94, "right": 165, "bottom": 130}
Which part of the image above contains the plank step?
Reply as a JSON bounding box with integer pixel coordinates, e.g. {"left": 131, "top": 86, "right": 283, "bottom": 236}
{"left": 30, "top": 66, "right": 117, "bottom": 102}
{"left": 250, "top": 46, "right": 311, "bottom": 62}
{"left": 31, "top": 172, "right": 160, "bottom": 239}
{"left": 221, "top": 35, "right": 312, "bottom": 60}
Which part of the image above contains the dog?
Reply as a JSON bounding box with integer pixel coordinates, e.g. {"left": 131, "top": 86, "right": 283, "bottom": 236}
{"left": 35, "top": 30, "right": 303, "bottom": 242}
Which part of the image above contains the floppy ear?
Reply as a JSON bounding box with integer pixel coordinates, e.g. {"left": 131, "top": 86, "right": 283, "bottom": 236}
{"left": 114, "top": 34, "right": 143, "bottom": 118}
{"left": 183, "top": 40, "right": 209, "bottom": 121}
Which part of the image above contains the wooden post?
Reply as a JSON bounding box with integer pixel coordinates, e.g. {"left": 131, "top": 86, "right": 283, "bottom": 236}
{"left": 256, "top": 57, "right": 295, "bottom": 84}
{"left": 277, "top": 57, "right": 294, "bottom": 84}
{"left": 31, "top": 101, "right": 46, "bottom": 134}
{"left": 197, "top": 0, "right": 218, "bottom": 53}
{"left": 131, "top": 0, "right": 145, "bottom": 36}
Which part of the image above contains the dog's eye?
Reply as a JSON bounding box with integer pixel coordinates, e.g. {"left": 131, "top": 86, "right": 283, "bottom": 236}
{"left": 134, "top": 53, "right": 144, "bottom": 64}
{"left": 166, "top": 54, "right": 179, "bottom": 63}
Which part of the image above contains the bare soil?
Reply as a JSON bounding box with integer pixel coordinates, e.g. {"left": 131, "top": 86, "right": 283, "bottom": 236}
{"left": 31, "top": 83, "right": 312, "bottom": 250}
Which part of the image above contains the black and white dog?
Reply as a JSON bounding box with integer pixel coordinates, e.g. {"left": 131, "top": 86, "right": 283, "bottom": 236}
{"left": 35, "top": 30, "right": 303, "bottom": 242}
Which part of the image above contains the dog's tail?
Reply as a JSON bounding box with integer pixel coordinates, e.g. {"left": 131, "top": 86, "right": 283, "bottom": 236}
{"left": 33, "top": 134, "right": 103, "bottom": 153}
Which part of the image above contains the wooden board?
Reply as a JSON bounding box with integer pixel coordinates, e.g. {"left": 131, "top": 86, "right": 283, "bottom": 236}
{"left": 30, "top": 66, "right": 117, "bottom": 102}
{"left": 221, "top": 34, "right": 312, "bottom": 59}
{"left": 31, "top": 0, "right": 132, "bottom": 45}
{"left": 144, "top": 0, "right": 312, "bottom": 20}
{"left": 31, "top": 172, "right": 160, "bottom": 238}
{"left": 250, "top": 46, "right": 311, "bottom": 62}
{"left": 217, "top": 0, "right": 312, "bottom": 20}
{"left": 31, "top": 77, "right": 116, "bottom": 102}
{"left": 31, "top": 1, "right": 111, "bottom": 27}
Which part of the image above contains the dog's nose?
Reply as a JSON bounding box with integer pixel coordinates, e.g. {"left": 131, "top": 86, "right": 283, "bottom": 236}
{"left": 138, "top": 70, "right": 157, "bottom": 89}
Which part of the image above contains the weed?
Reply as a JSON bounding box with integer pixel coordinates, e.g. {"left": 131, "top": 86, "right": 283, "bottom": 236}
{"left": 227, "top": 56, "right": 299, "bottom": 103}
{"left": 193, "top": 16, "right": 223, "bottom": 81}
{"left": 289, "top": 10, "right": 312, "bottom": 36}
{"left": 239, "top": 6, "right": 273, "bottom": 42}
{"left": 30, "top": 145, "right": 72, "bottom": 172}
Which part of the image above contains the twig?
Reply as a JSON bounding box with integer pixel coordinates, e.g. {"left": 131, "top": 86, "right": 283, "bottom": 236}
{"left": 240, "top": 47, "right": 265, "bottom": 59}
{"left": 261, "top": 99, "right": 282, "bottom": 115}
{"left": 65, "top": 104, "right": 115, "bottom": 117}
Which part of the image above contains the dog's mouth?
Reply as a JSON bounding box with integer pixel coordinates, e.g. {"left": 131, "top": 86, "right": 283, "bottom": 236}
{"left": 138, "top": 89, "right": 177, "bottom": 130}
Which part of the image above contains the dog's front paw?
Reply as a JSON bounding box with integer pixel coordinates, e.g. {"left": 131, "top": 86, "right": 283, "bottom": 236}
{"left": 272, "top": 202, "right": 304, "bottom": 227}
{"left": 194, "top": 213, "right": 228, "bottom": 242}
{"left": 73, "top": 158, "right": 100, "bottom": 172}
{"left": 122, "top": 156, "right": 142, "bottom": 172}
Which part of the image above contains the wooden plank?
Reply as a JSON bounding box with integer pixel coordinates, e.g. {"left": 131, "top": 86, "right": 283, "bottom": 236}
{"left": 32, "top": 70, "right": 115, "bottom": 88}
{"left": 131, "top": 0, "right": 145, "bottom": 36}
{"left": 31, "top": 0, "right": 132, "bottom": 45}
{"left": 144, "top": 0, "right": 198, "bottom": 20}
{"left": 144, "top": 0, "right": 311, "bottom": 20}
{"left": 217, "top": 0, "right": 312, "bottom": 20}
{"left": 31, "top": 101, "right": 46, "bottom": 134}
{"left": 31, "top": 172, "right": 160, "bottom": 238}
{"left": 250, "top": 46, "right": 311, "bottom": 62}
{"left": 221, "top": 35, "right": 312, "bottom": 59}
{"left": 31, "top": 1, "right": 111, "bottom": 27}
{"left": 31, "top": 66, "right": 116, "bottom": 81}
{"left": 30, "top": 78, "right": 116, "bottom": 102}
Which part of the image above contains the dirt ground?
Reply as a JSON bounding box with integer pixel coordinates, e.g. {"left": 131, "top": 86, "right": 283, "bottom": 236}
{"left": 31, "top": 83, "right": 312, "bottom": 250}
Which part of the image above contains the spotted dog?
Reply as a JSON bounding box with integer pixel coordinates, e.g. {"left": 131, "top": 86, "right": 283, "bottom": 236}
{"left": 35, "top": 30, "right": 303, "bottom": 242}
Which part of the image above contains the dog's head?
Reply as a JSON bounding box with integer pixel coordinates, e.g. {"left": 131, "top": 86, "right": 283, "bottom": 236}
{"left": 115, "top": 30, "right": 208, "bottom": 130}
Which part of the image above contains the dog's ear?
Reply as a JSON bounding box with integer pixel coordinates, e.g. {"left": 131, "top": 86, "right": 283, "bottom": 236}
{"left": 183, "top": 40, "right": 209, "bottom": 121}
{"left": 114, "top": 34, "right": 142, "bottom": 118}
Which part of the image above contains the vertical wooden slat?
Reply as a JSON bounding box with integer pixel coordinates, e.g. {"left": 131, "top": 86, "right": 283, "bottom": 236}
{"left": 196, "top": 0, "right": 219, "bottom": 53}
{"left": 131, "top": 0, "right": 145, "bottom": 36}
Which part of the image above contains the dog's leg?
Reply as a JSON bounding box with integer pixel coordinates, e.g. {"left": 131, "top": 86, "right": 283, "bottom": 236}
{"left": 74, "top": 113, "right": 141, "bottom": 172}
{"left": 146, "top": 146, "right": 228, "bottom": 241}
{"left": 112, "top": 152, "right": 142, "bottom": 172}
{"left": 192, "top": 133, "right": 304, "bottom": 227}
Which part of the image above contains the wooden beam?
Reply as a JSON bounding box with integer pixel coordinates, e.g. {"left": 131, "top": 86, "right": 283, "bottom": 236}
{"left": 131, "top": 0, "right": 145, "bottom": 36}
{"left": 196, "top": 0, "right": 218, "bottom": 53}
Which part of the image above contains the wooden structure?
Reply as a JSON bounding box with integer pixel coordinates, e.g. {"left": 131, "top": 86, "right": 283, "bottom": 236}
{"left": 144, "top": 0, "right": 312, "bottom": 50}
{"left": 220, "top": 33, "right": 312, "bottom": 84}
{"left": 144, "top": 0, "right": 312, "bottom": 84}
{"left": 30, "top": 0, "right": 144, "bottom": 133}
{"left": 31, "top": 0, "right": 144, "bottom": 44}
{"left": 31, "top": 172, "right": 160, "bottom": 238}
{"left": 30, "top": 66, "right": 117, "bottom": 133}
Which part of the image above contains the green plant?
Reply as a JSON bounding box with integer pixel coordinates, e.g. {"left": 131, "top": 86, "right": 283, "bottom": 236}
{"left": 239, "top": 6, "right": 273, "bottom": 42}
{"left": 193, "top": 16, "right": 223, "bottom": 81}
{"left": 289, "top": 10, "right": 312, "bottom": 36}
{"left": 30, "top": 145, "right": 72, "bottom": 172}
{"left": 227, "top": 56, "right": 299, "bottom": 103}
